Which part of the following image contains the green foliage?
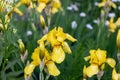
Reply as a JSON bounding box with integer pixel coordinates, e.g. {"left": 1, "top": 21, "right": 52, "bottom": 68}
{"left": 0, "top": 0, "right": 120, "bottom": 80}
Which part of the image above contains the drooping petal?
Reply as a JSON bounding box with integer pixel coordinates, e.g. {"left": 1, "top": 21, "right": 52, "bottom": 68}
{"left": 24, "top": 63, "right": 36, "bottom": 76}
{"left": 111, "top": 2, "right": 117, "bottom": 9}
{"left": 84, "top": 56, "right": 90, "bottom": 61}
{"left": 13, "top": 8, "right": 23, "bottom": 16}
{"left": 62, "top": 42, "right": 71, "bottom": 54}
{"left": 86, "top": 64, "right": 99, "bottom": 77}
{"left": 31, "top": 47, "right": 41, "bottom": 66}
{"left": 46, "top": 61, "right": 60, "bottom": 76}
{"left": 83, "top": 65, "right": 87, "bottom": 78}
{"left": 51, "top": 46, "right": 65, "bottom": 63}
{"left": 115, "top": 18, "right": 120, "bottom": 26}
{"left": 106, "top": 58, "right": 116, "bottom": 68}
{"left": 66, "top": 33, "right": 77, "bottom": 42}
{"left": 112, "top": 68, "right": 118, "bottom": 80}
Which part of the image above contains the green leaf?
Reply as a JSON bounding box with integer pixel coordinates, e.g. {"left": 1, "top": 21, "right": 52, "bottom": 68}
{"left": 5, "top": 60, "right": 18, "bottom": 71}
{"left": 0, "top": 53, "right": 3, "bottom": 66}
{"left": 1, "top": 70, "right": 6, "bottom": 80}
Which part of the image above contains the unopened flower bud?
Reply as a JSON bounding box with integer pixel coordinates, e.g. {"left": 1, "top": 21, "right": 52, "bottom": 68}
{"left": 117, "top": 29, "right": 120, "bottom": 53}
{"left": 40, "top": 15, "right": 46, "bottom": 28}
{"left": 18, "top": 39, "right": 25, "bottom": 54}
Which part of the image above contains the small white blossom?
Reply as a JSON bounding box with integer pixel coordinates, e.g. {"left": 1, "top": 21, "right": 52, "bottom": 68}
{"left": 27, "top": 30, "right": 32, "bottom": 36}
{"left": 67, "top": 6, "right": 73, "bottom": 11}
{"left": 105, "top": 21, "right": 109, "bottom": 26}
{"left": 67, "top": 4, "right": 78, "bottom": 11}
{"left": 86, "top": 24, "right": 93, "bottom": 30}
{"left": 72, "top": 4, "right": 78, "bottom": 11}
{"left": 94, "top": 2, "right": 98, "bottom": 6}
{"left": 112, "top": 0, "right": 118, "bottom": 2}
{"left": 80, "top": 12, "right": 86, "bottom": 17}
{"left": 108, "top": 13, "right": 116, "bottom": 18}
{"left": 118, "top": 6, "right": 120, "bottom": 10}
{"left": 71, "top": 21, "right": 77, "bottom": 29}
{"left": 93, "top": 19, "right": 99, "bottom": 24}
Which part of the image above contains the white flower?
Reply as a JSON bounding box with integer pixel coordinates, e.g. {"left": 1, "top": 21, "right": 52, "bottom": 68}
{"left": 105, "top": 21, "right": 109, "bottom": 26}
{"left": 67, "top": 6, "right": 73, "bottom": 11}
{"left": 94, "top": 2, "right": 98, "bottom": 6}
{"left": 86, "top": 24, "right": 93, "bottom": 30}
{"left": 27, "top": 30, "right": 32, "bottom": 36}
{"left": 80, "top": 12, "right": 86, "bottom": 17}
{"left": 118, "top": 6, "right": 120, "bottom": 10}
{"left": 93, "top": 19, "right": 99, "bottom": 24}
{"left": 71, "top": 4, "right": 78, "bottom": 11}
{"left": 67, "top": 4, "right": 78, "bottom": 11}
{"left": 112, "top": 0, "right": 118, "bottom": 2}
{"left": 108, "top": 13, "right": 116, "bottom": 18}
{"left": 71, "top": 21, "right": 77, "bottom": 29}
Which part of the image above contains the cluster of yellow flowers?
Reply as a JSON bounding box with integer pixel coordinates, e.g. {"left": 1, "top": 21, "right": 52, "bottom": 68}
{"left": 15, "top": 0, "right": 62, "bottom": 15}
{"left": 98, "top": 0, "right": 120, "bottom": 33}
{"left": 24, "top": 27, "right": 77, "bottom": 78}
{"left": 83, "top": 49, "right": 116, "bottom": 79}
{"left": 98, "top": 0, "right": 116, "bottom": 9}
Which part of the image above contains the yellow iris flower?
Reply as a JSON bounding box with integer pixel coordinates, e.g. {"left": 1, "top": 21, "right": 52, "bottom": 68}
{"left": 112, "top": 68, "right": 120, "bottom": 80}
{"left": 108, "top": 18, "right": 120, "bottom": 32}
{"left": 24, "top": 46, "right": 60, "bottom": 77}
{"left": 84, "top": 49, "right": 116, "bottom": 77}
{"left": 98, "top": 0, "right": 117, "bottom": 9}
{"left": 38, "top": 27, "right": 77, "bottom": 63}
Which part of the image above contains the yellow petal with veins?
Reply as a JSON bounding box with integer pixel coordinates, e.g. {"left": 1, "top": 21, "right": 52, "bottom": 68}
{"left": 24, "top": 63, "right": 35, "bottom": 76}
{"left": 66, "top": 33, "right": 77, "bottom": 42}
{"left": 86, "top": 64, "right": 99, "bottom": 77}
{"left": 112, "top": 68, "right": 119, "bottom": 80}
{"left": 46, "top": 61, "right": 60, "bottom": 76}
{"left": 115, "top": 18, "right": 120, "bottom": 26}
{"left": 51, "top": 46, "right": 65, "bottom": 63}
{"left": 106, "top": 58, "right": 116, "bottom": 68}
{"left": 62, "top": 42, "right": 71, "bottom": 54}
{"left": 84, "top": 56, "right": 90, "bottom": 61}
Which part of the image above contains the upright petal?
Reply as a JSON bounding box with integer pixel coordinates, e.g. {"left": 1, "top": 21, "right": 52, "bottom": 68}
{"left": 51, "top": 46, "right": 65, "bottom": 63}
{"left": 46, "top": 61, "right": 60, "bottom": 76}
